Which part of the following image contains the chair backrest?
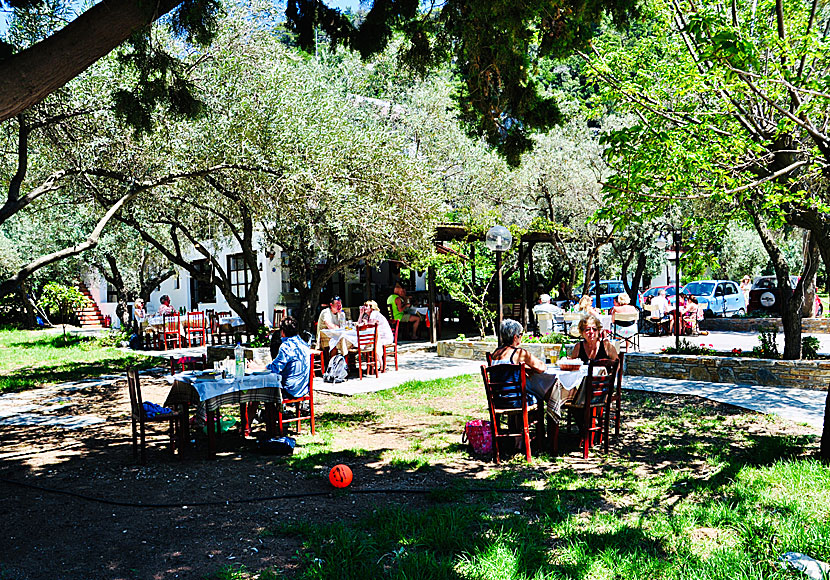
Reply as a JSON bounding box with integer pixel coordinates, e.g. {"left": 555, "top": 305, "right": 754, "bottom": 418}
{"left": 389, "top": 319, "right": 400, "bottom": 344}
{"left": 481, "top": 364, "right": 529, "bottom": 410}
{"left": 163, "top": 313, "right": 180, "bottom": 332}
{"left": 187, "top": 311, "right": 205, "bottom": 329}
{"left": 257, "top": 311, "right": 265, "bottom": 324}
{"left": 126, "top": 368, "right": 143, "bottom": 416}
{"left": 613, "top": 311, "right": 639, "bottom": 324}
{"left": 536, "top": 311, "right": 554, "bottom": 334}
{"left": 584, "top": 358, "right": 619, "bottom": 407}
{"left": 356, "top": 324, "right": 377, "bottom": 350}
{"left": 485, "top": 351, "right": 493, "bottom": 365}
{"left": 273, "top": 307, "right": 285, "bottom": 328}
{"left": 563, "top": 312, "right": 582, "bottom": 321}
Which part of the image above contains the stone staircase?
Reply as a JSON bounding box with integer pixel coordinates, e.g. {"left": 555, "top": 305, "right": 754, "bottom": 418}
{"left": 75, "top": 282, "right": 105, "bottom": 328}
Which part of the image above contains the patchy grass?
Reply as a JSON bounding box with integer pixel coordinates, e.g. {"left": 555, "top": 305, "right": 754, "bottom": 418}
{"left": 0, "top": 327, "right": 157, "bottom": 393}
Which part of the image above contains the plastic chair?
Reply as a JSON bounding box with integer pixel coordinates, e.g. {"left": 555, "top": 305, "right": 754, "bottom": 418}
{"left": 127, "top": 368, "right": 184, "bottom": 464}
{"left": 536, "top": 311, "right": 554, "bottom": 335}
{"left": 642, "top": 304, "right": 670, "bottom": 336}
{"left": 354, "top": 324, "right": 379, "bottom": 379}
{"left": 480, "top": 364, "right": 544, "bottom": 463}
{"left": 559, "top": 358, "right": 620, "bottom": 458}
{"left": 612, "top": 311, "right": 639, "bottom": 352}
{"left": 382, "top": 319, "right": 400, "bottom": 372}
{"left": 184, "top": 311, "right": 207, "bottom": 347}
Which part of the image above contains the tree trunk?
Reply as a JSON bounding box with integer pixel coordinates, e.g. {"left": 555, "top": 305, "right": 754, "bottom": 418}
{"left": 103, "top": 254, "right": 131, "bottom": 329}
{"left": 15, "top": 284, "right": 37, "bottom": 328}
{"left": 0, "top": 0, "right": 183, "bottom": 122}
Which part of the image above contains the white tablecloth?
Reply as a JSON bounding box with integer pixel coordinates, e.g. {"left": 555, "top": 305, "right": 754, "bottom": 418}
{"left": 321, "top": 327, "right": 359, "bottom": 351}
{"left": 218, "top": 315, "right": 246, "bottom": 328}
{"left": 168, "top": 371, "right": 280, "bottom": 401}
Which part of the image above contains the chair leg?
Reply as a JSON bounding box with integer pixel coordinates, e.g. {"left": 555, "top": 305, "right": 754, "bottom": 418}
{"left": 140, "top": 419, "right": 147, "bottom": 464}
{"left": 131, "top": 416, "right": 138, "bottom": 460}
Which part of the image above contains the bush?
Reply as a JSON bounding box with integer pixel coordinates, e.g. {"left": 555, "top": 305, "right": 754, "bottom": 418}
{"left": 802, "top": 336, "right": 820, "bottom": 359}
{"left": 661, "top": 339, "right": 716, "bottom": 355}
{"left": 96, "top": 328, "right": 131, "bottom": 348}
{"left": 752, "top": 330, "right": 780, "bottom": 359}
{"left": 523, "top": 332, "right": 572, "bottom": 344}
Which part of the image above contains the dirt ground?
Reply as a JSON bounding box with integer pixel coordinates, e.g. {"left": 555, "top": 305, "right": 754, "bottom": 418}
{"left": 0, "top": 371, "right": 818, "bottom": 580}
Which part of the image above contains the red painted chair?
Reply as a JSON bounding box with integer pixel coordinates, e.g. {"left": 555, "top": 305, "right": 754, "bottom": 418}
{"left": 480, "top": 363, "right": 543, "bottom": 463}
{"left": 354, "top": 324, "right": 379, "bottom": 379}
{"left": 184, "top": 311, "right": 207, "bottom": 347}
{"left": 276, "top": 353, "right": 316, "bottom": 435}
{"left": 557, "top": 358, "right": 620, "bottom": 458}
{"left": 169, "top": 354, "right": 207, "bottom": 375}
{"left": 161, "top": 313, "right": 181, "bottom": 350}
{"left": 382, "top": 319, "right": 400, "bottom": 372}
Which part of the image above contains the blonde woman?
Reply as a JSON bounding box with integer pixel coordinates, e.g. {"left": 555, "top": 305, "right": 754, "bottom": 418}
{"left": 577, "top": 294, "right": 601, "bottom": 318}
{"left": 570, "top": 315, "right": 618, "bottom": 363}
{"left": 358, "top": 300, "right": 394, "bottom": 370}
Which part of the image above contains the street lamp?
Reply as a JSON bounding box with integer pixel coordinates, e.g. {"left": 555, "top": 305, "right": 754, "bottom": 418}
{"left": 486, "top": 225, "right": 513, "bottom": 339}
{"left": 655, "top": 228, "right": 683, "bottom": 349}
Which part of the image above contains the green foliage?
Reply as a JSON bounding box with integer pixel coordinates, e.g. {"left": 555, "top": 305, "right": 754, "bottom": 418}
{"left": 753, "top": 330, "right": 780, "bottom": 360}
{"left": 37, "top": 282, "right": 85, "bottom": 314}
{"left": 661, "top": 339, "right": 716, "bottom": 355}
{"left": 523, "top": 332, "right": 572, "bottom": 344}
{"left": 250, "top": 325, "right": 272, "bottom": 349}
{"left": 96, "top": 328, "right": 131, "bottom": 348}
{"left": 802, "top": 336, "right": 820, "bottom": 360}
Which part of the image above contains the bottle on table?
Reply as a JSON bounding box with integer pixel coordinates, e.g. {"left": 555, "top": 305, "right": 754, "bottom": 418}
{"left": 234, "top": 342, "right": 245, "bottom": 380}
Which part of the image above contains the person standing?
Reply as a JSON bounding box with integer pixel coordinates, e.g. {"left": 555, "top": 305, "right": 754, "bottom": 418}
{"left": 740, "top": 275, "right": 752, "bottom": 307}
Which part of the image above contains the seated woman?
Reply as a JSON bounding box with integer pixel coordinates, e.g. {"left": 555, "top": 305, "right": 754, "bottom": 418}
{"left": 681, "top": 296, "right": 700, "bottom": 335}
{"left": 570, "top": 315, "right": 619, "bottom": 364}
{"left": 490, "top": 319, "right": 547, "bottom": 401}
{"left": 357, "top": 300, "right": 394, "bottom": 370}
{"left": 668, "top": 292, "right": 687, "bottom": 335}
{"left": 577, "top": 294, "right": 601, "bottom": 318}
{"left": 610, "top": 293, "right": 639, "bottom": 350}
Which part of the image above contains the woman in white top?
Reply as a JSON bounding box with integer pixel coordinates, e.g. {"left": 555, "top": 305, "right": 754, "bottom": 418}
{"left": 358, "top": 300, "right": 394, "bottom": 370}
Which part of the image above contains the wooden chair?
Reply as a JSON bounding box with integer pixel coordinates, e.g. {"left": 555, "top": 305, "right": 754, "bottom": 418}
{"left": 607, "top": 352, "right": 624, "bottom": 438}
{"left": 310, "top": 348, "right": 324, "bottom": 378}
{"left": 382, "top": 319, "right": 400, "bottom": 372}
{"left": 169, "top": 354, "right": 207, "bottom": 375}
{"left": 184, "top": 311, "right": 207, "bottom": 347}
{"left": 273, "top": 306, "right": 286, "bottom": 329}
{"left": 480, "top": 363, "right": 544, "bottom": 463}
{"left": 611, "top": 311, "right": 639, "bottom": 352}
{"left": 559, "top": 358, "right": 620, "bottom": 458}
{"left": 204, "top": 308, "right": 215, "bottom": 341}
{"left": 212, "top": 311, "right": 233, "bottom": 345}
{"left": 161, "top": 313, "right": 181, "bottom": 350}
{"left": 353, "top": 324, "right": 379, "bottom": 379}
{"left": 127, "top": 368, "right": 184, "bottom": 464}
{"left": 274, "top": 354, "right": 316, "bottom": 436}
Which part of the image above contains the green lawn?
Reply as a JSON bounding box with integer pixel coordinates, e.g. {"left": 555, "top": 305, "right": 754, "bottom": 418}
{"left": 0, "top": 327, "right": 158, "bottom": 393}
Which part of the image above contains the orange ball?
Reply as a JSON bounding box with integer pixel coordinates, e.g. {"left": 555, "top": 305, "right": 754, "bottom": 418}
{"left": 329, "top": 464, "right": 353, "bottom": 488}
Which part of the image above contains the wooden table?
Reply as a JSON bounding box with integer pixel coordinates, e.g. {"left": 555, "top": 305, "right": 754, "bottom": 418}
{"left": 165, "top": 371, "right": 283, "bottom": 458}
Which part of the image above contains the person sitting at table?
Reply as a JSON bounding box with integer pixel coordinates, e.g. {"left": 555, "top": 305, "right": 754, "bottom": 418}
{"left": 533, "top": 294, "right": 563, "bottom": 316}
{"left": 490, "top": 319, "right": 548, "bottom": 400}
{"left": 570, "top": 315, "right": 619, "bottom": 364}
{"left": 610, "top": 292, "right": 638, "bottom": 322}
{"left": 681, "top": 296, "right": 700, "bottom": 335}
{"left": 316, "top": 295, "right": 347, "bottom": 359}
{"left": 576, "top": 294, "right": 601, "bottom": 318}
{"left": 133, "top": 298, "right": 147, "bottom": 322}
{"left": 158, "top": 294, "right": 174, "bottom": 317}
{"left": 357, "top": 299, "right": 394, "bottom": 370}
{"left": 245, "top": 316, "right": 311, "bottom": 435}
{"left": 387, "top": 281, "right": 421, "bottom": 340}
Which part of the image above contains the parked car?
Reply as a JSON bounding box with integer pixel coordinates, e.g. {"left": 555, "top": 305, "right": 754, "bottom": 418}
{"left": 642, "top": 285, "right": 677, "bottom": 304}
{"left": 748, "top": 276, "right": 823, "bottom": 317}
{"left": 578, "top": 280, "right": 642, "bottom": 310}
{"left": 680, "top": 279, "right": 746, "bottom": 317}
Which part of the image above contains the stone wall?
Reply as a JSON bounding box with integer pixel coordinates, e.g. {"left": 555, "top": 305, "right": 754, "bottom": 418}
{"left": 625, "top": 352, "right": 830, "bottom": 390}
{"left": 437, "top": 340, "right": 566, "bottom": 363}
{"left": 700, "top": 317, "right": 830, "bottom": 333}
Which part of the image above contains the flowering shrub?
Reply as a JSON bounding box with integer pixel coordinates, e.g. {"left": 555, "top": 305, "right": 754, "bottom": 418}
{"left": 661, "top": 339, "right": 717, "bottom": 355}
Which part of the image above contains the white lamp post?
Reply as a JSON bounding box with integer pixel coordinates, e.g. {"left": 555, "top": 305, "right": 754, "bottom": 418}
{"left": 486, "top": 225, "right": 513, "bottom": 340}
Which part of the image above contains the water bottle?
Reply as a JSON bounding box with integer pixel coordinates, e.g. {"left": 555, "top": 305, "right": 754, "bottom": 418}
{"left": 234, "top": 342, "right": 245, "bottom": 380}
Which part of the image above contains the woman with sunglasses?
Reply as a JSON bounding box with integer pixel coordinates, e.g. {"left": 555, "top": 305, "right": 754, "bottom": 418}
{"left": 570, "top": 314, "right": 618, "bottom": 363}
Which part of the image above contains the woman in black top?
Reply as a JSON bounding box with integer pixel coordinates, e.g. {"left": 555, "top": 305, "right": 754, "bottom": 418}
{"left": 570, "top": 315, "right": 618, "bottom": 364}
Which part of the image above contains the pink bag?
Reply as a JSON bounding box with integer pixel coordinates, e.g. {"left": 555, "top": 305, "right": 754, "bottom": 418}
{"left": 463, "top": 419, "right": 493, "bottom": 455}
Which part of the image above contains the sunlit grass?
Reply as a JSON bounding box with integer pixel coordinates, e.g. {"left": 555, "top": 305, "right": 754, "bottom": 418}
{"left": 0, "top": 327, "right": 157, "bottom": 393}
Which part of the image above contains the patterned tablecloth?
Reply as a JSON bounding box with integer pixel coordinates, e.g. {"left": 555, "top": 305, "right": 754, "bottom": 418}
{"left": 525, "top": 365, "right": 591, "bottom": 421}
{"left": 165, "top": 371, "right": 283, "bottom": 412}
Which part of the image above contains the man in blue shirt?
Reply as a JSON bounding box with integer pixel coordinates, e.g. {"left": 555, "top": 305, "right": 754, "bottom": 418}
{"left": 243, "top": 316, "right": 310, "bottom": 436}
{"left": 266, "top": 316, "right": 310, "bottom": 397}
